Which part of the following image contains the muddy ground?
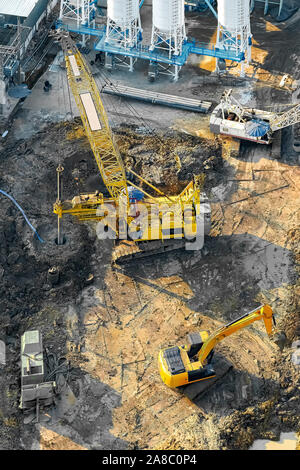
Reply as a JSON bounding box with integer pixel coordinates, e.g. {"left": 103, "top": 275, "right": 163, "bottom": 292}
{"left": 0, "top": 116, "right": 299, "bottom": 450}
{"left": 0, "top": 5, "right": 299, "bottom": 451}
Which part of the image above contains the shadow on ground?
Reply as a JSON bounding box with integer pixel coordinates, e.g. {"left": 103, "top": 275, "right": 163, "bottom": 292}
{"left": 20, "top": 373, "right": 129, "bottom": 450}
{"left": 118, "top": 232, "right": 295, "bottom": 323}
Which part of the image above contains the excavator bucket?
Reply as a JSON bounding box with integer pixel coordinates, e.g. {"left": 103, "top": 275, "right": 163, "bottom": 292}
{"left": 262, "top": 304, "right": 274, "bottom": 336}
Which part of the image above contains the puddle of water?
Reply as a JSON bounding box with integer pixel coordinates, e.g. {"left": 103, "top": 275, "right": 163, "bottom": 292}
{"left": 250, "top": 432, "right": 298, "bottom": 450}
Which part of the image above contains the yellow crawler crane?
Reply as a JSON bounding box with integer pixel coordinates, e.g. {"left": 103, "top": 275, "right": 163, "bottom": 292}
{"left": 53, "top": 31, "right": 211, "bottom": 263}
{"left": 159, "top": 304, "right": 275, "bottom": 388}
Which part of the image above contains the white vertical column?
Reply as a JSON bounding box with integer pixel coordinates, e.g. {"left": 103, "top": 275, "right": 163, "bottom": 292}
{"left": 216, "top": 0, "right": 252, "bottom": 76}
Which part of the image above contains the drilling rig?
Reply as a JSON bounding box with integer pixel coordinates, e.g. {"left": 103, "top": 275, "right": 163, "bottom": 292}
{"left": 210, "top": 89, "right": 300, "bottom": 145}
{"left": 53, "top": 31, "right": 211, "bottom": 263}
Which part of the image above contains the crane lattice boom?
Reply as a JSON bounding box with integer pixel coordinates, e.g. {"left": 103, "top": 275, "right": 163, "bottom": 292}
{"left": 220, "top": 89, "right": 247, "bottom": 122}
{"left": 52, "top": 31, "right": 211, "bottom": 263}
{"left": 270, "top": 103, "right": 300, "bottom": 132}
{"left": 56, "top": 32, "right": 128, "bottom": 204}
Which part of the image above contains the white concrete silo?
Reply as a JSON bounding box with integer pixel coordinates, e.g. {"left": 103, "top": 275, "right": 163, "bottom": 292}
{"left": 105, "top": 0, "right": 142, "bottom": 49}
{"left": 59, "top": 1, "right": 95, "bottom": 29}
{"left": 216, "top": 0, "right": 252, "bottom": 76}
{"left": 149, "top": 0, "right": 186, "bottom": 81}
{"left": 150, "top": 0, "right": 186, "bottom": 57}
{"left": 59, "top": 0, "right": 96, "bottom": 45}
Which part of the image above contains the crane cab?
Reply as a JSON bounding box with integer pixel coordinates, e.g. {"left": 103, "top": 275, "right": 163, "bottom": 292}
{"left": 210, "top": 103, "right": 273, "bottom": 144}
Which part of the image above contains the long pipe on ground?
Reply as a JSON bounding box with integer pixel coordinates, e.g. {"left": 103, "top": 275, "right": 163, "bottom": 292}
{"left": 0, "top": 189, "right": 44, "bottom": 243}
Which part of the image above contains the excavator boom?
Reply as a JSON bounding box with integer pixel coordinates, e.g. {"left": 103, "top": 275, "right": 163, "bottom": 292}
{"left": 197, "top": 304, "right": 274, "bottom": 364}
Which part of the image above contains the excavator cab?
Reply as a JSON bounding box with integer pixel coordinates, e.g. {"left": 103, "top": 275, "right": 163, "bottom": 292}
{"left": 159, "top": 331, "right": 216, "bottom": 388}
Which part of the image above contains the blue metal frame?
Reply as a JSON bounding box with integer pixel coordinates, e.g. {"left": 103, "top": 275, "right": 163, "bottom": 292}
{"left": 185, "top": 0, "right": 217, "bottom": 18}
{"left": 203, "top": 0, "right": 217, "bottom": 19}
{"left": 251, "top": 0, "right": 284, "bottom": 16}
{"left": 96, "top": 36, "right": 244, "bottom": 65}
{"left": 57, "top": 0, "right": 245, "bottom": 70}
{"left": 56, "top": 20, "right": 105, "bottom": 36}
{"left": 56, "top": 22, "right": 244, "bottom": 68}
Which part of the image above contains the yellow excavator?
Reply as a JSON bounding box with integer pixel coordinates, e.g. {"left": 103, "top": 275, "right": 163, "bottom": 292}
{"left": 52, "top": 30, "right": 211, "bottom": 263}
{"left": 159, "top": 304, "right": 275, "bottom": 388}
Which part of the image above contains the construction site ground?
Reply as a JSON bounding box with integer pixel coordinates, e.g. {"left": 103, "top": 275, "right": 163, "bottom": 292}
{"left": 0, "top": 5, "right": 299, "bottom": 450}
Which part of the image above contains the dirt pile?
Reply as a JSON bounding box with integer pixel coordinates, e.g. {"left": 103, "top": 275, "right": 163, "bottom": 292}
{"left": 114, "top": 124, "right": 224, "bottom": 194}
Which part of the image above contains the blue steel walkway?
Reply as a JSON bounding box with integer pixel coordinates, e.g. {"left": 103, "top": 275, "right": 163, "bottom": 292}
{"left": 94, "top": 37, "right": 245, "bottom": 65}
{"left": 57, "top": 22, "right": 245, "bottom": 65}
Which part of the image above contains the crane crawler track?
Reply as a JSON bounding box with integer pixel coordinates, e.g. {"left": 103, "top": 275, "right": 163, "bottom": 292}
{"left": 112, "top": 239, "right": 190, "bottom": 264}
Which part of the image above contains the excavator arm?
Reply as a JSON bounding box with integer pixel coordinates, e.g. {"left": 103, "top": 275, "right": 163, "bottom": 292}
{"left": 197, "top": 304, "right": 274, "bottom": 364}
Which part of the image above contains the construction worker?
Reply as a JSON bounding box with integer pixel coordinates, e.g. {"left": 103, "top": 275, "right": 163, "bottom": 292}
{"left": 43, "top": 80, "right": 52, "bottom": 92}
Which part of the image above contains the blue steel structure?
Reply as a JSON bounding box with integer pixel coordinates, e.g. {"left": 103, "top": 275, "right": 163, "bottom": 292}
{"left": 56, "top": 21, "right": 244, "bottom": 69}
{"left": 185, "top": 1, "right": 217, "bottom": 19}
{"left": 95, "top": 35, "right": 244, "bottom": 66}
{"left": 56, "top": 0, "right": 246, "bottom": 80}
{"left": 250, "top": 0, "right": 284, "bottom": 16}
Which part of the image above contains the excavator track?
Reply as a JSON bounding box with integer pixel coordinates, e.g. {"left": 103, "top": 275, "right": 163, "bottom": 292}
{"left": 181, "top": 360, "right": 234, "bottom": 403}
{"left": 112, "top": 239, "right": 188, "bottom": 264}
